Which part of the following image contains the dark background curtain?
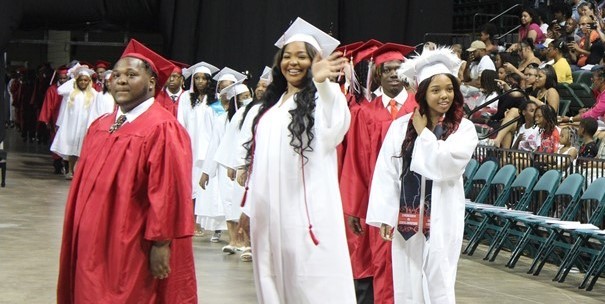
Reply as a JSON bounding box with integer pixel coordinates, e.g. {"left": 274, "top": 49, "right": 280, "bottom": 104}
{"left": 0, "top": 0, "right": 453, "bottom": 141}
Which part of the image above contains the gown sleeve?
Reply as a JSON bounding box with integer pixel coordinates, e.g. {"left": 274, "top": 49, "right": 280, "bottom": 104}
{"left": 202, "top": 115, "right": 226, "bottom": 178}
{"left": 144, "top": 120, "right": 194, "bottom": 240}
{"left": 366, "top": 116, "right": 407, "bottom": 229}
{"left": 234, "top": 105, "right": 260, "bottom": 169}
{"left": 313, "top": 79, "right": 351, "bottom": 151}
{"left": 410, "top": 118, "right": 478, "bottom": 182}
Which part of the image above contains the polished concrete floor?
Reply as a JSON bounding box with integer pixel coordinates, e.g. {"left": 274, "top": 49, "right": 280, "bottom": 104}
{"left": 1, "top": 128, "right": 605, "bottom": 304}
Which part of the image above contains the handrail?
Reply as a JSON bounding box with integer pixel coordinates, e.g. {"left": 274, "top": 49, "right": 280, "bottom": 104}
{"left": 496, "top": 25, "right": 521, "bottom": 41}
{"left": 472, "top": 13, "right": 519, "bottom": 39}
{"left": 423, "top": 33, "right": 472, "bottom": 44}
{"left": 489, "top": 3, "right": 521, "bottom": 23}
{"left": 472, "top": 3, "right": 521, "bottom": 39}
{"left": 465, "top": 87, "right": 528, "bottom": 117}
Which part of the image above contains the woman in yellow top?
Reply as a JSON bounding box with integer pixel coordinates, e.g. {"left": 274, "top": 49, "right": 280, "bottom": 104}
{"left": 547, "top": 39, "right": 573, "bottom": 84}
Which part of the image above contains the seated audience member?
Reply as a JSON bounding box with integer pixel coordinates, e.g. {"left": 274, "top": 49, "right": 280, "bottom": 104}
{"left": 528, "top": 65, "right": 560, "bottom": 112}
{"left": 561, "top": 65, "right": 605, "bottom": 124}
{"left": 535, "top": 104, "right": 561, "bottom": 153}
{"left": 546, "top": 39, "right": 573, "bottom": 83}
{"left": 522, "top": 64, "right": 540, "bottom": 94}
{"left": 480, "top": 23, "right": 500, "bottom": 54}
{"left": 517, "top": 8, "right": 546, "bottom": 45}
{"left": 578, "top": 117, "right": 599, "bottom": 158}
{"left": 503, "top": 39, "right": 542, "bottom": 79}
{"left": 463, "top": 40, "right": 496, "bottom": 88}
{"left": 511, "top": 101, "right": 540, "bottom": 151}
{"left": 569, "top": 15, "right": 604, "bottom": 69}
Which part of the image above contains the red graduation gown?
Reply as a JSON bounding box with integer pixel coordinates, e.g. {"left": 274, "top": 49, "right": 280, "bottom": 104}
{"left": 57, "top": 103, "right": 197, "bottom": 304}
{"left": 38, "top": 84, "right": 63, "bottom": 160}
{"left": 340, "top": 92, "right": 417, "bottom": 303}
{"left": 155, "top": 89, "right": 184, "bottom": 117}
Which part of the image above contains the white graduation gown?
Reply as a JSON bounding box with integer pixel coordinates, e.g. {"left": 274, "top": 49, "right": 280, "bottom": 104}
{"left": 366, "top": 114, "right": 478, "bottom": 304}
{"left": 51, "top": 79, "right": 97, "bottom": 157}
{"left": 214, "top": 107, "right": 248, "bottom": 220}
{"left": 87, "top": 92, "right": 115, "bottom": 127}
{"left": 242, "top": 80, "right": 356, "bottom": 304}
{"left": 177, "top": 94, "right": 212, "bottom": 200}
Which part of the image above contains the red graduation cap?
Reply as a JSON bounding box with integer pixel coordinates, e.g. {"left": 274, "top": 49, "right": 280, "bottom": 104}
{"left": 350, "top": 39, "right": 383, "bottom": 66}
{"left": 169, "top": 60, "right": 190, "bottom": 75}
{"left": 334, "top": 41, "right": 364, "bottom": 57}
{"left": 57, "top": 65, "right": 68, "bottom": 75}
{"left": 121, "top": 39, "right": 176, "bottom": 90}
{"left": 95, "top": 60, "right": 111, "bottom": 70}
{"left": 371, "top": 43, "right": 415, "bottom": 67}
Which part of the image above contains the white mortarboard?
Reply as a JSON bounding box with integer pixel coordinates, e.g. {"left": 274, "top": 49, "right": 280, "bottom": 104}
{"left": 274, "top": 17, "right": 340, "bottom": 57}
{"left": 103, "top": 70, "right": 112, "bottom": 80}
{"left": 183, "top": 61, "right": 219, "bottom": 79}
{"left": 220, "top": 81, "right": 249, "bottom": 101}
{"left": 213, "top": 67, "right": 247, "bottom": 83}
{"left": 67, "top": 63, "right": 82, "bottom": 79}
{"left": 259, "top": 66, "right": 272, "bottom": 84}
{"left": 71, "top": 65, "right": 95, "bottom": 79}
{"left": 397, "top": 47, "right": 462, "bottom": 87}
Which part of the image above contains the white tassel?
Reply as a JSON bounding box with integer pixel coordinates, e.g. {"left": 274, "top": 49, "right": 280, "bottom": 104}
{"left": 365, "top": 59, "right": 374, "bottom": 101}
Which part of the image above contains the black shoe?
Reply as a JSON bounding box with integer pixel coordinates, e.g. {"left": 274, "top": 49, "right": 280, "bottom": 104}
{"left": 1, "top": 182, "right": 5, "bottom": 187}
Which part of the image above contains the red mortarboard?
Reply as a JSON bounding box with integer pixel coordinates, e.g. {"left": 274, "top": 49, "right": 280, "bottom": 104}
{"left": 350, "top": 39, "right": 383, "bottom": 66}
{"left": 57, "top": 65, "right": 68, "bottom": 75}
{"left": 121, "top": 39, "right": 176, "bottom": 90}
{"left": 371, "top": 43, "right": 415, "bottom": 67}
{"left": 169, "top": 60, "right": 190, "bottom": 75}
{"left": 95, "top": 60, "right": 111, "bottom": 69}
{"left": 334, "top": 41, "right": 364, "bottom": 58}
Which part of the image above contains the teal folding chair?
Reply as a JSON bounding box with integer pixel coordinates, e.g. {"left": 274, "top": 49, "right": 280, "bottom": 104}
{"left": 483, "top": 170, "right": 561, "bottom": 262}
{"left": 551, "top": 178, "right": 605, "bottom": 283}
{"left": 464, "top": 159, "right": 480, "bottom": 197}
{"left": 506, "top": 174, "right": 584, "bottom": 270}
{"left": 463, "top": 164, "right": 516, "bottom": 254}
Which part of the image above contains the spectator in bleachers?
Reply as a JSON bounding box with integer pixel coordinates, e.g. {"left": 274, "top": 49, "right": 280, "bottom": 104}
{"left": 546, "top": 39, "right": 574, "bottom": 83}
{"left": 550, "top": 2, "right": 573, "bottom": 33}
{"left": 571, "top": 0, "right": 588, "bottom": 22}
{"left": 528, "top": 65, "right": 560, "bottom": 112}
{"left": 568, "top": 15, "right": 604, "bottom": 70}
{"left": 535, "top": 104, "right": 560, "bottom": 153}
{"left": 578, "top": 2, "right": 596, "bottom": 20}
{"left": 480, "top": 23, "right": 499, "bottom": 54}
{"left": 518, "top": 8, "right": 546, "bottom": 45}
{"left": 452, "top": 44, "right": 467, "bottom": 81}
{"left": 511, "top": 100, "right": 540, "bottom": 151}
{"left": 495, "top": 52, "right": 521, "bottom": 81}
{"left": 578, "top": 117, "right": 599, "bottom": 158}
{"left": 462, "top": 40, "right": 496, "bottom": 88}
{"left": 503, "top": 39, "right": 541, "bottom": 79}
{"left": 522, "top": 64, "right": 540, "bottom": 95}
{"left": 561, "top": 65, "right": 605, "bottom": 123}
{"left": 477, "top": 70, "right": 499, "bottom": 109}
{"left": 489, "top": 74, "right": 527, "bottom": 148}
{"left": 557, "top": 126, "right": 579, "bottom": 159}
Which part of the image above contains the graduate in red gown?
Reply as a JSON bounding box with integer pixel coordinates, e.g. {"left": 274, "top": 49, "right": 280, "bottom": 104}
{"left": 57, "top": 39, "right": 197, "bottom": 304}
{"left": 93, "top": 60, "right": 111, "bottom": 92}
{"left": 39, "top": 66, "right": 69, "bottom": 173}
{"left": 340, "top": 42, "right": 416, "bottom": 304}
{"left": 155, "top": 60, "right": 189, "bottom": 117}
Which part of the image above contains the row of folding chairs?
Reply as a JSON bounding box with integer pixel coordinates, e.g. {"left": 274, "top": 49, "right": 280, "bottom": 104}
{"left": 463, "top": 159, "right": 605, "bottom": 291}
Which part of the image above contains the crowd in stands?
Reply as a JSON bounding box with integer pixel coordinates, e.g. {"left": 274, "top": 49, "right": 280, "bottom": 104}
{"left": 460, "top": 1, "right": 605, "bottom": 176}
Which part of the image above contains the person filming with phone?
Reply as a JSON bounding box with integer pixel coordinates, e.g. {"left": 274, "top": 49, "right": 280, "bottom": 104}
{"left": 568, "top": 15, "right": 604, "bottom": 70}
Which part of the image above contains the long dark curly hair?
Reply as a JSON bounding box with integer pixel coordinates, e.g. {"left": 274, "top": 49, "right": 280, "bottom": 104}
{"left": 245, "top": 42, "right": 318, "bottom": 165}
{"left": 399, "top": 73, "right": 465, "bottom": 171}
{"left": 189, "top": 72, "right": 217, "bottom": 108}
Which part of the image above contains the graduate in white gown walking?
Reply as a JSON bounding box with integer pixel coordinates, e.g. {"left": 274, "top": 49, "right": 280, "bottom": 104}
{"left": 366, "top": 48, "right": 478, "bottom": 304}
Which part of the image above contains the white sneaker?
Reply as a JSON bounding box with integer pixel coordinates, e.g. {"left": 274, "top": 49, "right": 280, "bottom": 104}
{"left": 222, "top": 245, "right": 237, "bottom": 254}
{"left": 240, "top": 247, "right": 252, "bottom": 262}
{"left": 64, "top": 172, "right": 73, "bottom": 180}
{"left": 210, "top": 232, "right": 221, "bottom": 243}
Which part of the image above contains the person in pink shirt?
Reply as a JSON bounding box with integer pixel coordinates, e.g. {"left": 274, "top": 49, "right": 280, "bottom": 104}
{"left": 561, "top": 65, "right": 605, "bottom": 123}
{"left": 519, "top": 8, "right": 546, "bottom": 45}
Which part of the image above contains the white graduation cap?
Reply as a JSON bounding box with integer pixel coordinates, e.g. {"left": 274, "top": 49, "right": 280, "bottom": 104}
{"left": 183, "top": 61, "right": 219, "bottom": 79}
{"left": 213, "top": 67, "right": 247, "bottom": 83}
{"left": 397, "top": 47, "right": 462, "bottom": 87}
{"left": 103, "top": 70, "right": 112, "bottom": 80}
{"left": 259, "top": 66, "right": 273, "bottom": 84}
{"left": 71, "top": 65, "right": 95, "bottom": 79}
{"left": 220, "top": 81, "right": 249, "bottom": 101}
{"left": 274, "top": 17, "right": 340, "bottom": 57}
